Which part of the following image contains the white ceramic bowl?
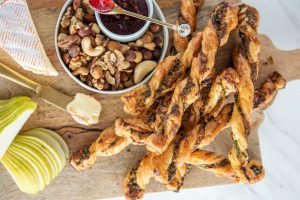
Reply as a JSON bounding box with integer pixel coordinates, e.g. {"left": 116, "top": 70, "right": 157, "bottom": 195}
{"left": 55, "top": 0, "right": 169, "bottom": 95}
{"left": 95, "top": 0, "right": 154, "bottom": 43}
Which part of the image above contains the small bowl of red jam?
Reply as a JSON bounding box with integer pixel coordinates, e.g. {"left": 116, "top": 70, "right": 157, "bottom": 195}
{"left": 95, "top": 0, "right": 154, "bottom": 42}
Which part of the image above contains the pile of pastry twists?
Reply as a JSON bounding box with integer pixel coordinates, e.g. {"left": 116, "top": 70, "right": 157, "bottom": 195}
{"left": 70, "top": 1, "right": 287, "bottom": 199}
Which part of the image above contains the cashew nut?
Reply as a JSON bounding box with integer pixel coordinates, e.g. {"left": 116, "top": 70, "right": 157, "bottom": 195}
{"left": 133, "top": 51, "right": 143, "bottom": 63}
{"left": 105, "top": 71, "right": 116, "bottom": 85}
{"left": 143, "top": 42, "right": 156, "bottom": 51}
{"left": 134, "top": 61, "right": 157, "bottom": 84}
{"left": 121, "top": 44, "right": 130, "bottom": 54}
{"left": 72, "top": 67, "right": 89, "bottom": 76}
{"left": 81, "top": 37, "right": 105, "bottom": 57}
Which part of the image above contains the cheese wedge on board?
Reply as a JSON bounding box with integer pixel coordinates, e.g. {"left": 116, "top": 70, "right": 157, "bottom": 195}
{"left": 0, "top": 0, "right": 58, "bottom": 76}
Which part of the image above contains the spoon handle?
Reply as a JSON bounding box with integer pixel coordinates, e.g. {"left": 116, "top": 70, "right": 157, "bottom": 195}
{"left": 117, "top": 8, "right": 178, "bottom": 32}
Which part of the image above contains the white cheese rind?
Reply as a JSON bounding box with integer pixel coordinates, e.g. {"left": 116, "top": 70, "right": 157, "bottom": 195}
{"left": 0, "top": 0, "right": 58, "bottom": 76}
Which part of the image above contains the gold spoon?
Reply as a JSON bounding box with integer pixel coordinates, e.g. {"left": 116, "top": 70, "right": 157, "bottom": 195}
{"left": 90, "top": 3, "right": 191, "bottom": 37}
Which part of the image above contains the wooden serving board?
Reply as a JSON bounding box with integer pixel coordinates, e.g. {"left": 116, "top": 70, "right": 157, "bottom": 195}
{"left": 1, "top": 0, "right": 300, "bottom": 199}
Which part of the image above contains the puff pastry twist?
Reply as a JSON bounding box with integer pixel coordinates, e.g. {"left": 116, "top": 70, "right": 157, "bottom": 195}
{"left": 228, "top": 4, "right": 261, "bottom": 183}
{"left": 146, "top": 2, "right": 240, "bottom": 154}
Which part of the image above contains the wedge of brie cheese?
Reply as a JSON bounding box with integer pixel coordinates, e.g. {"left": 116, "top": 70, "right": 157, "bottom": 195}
{"left": 67, "top": 93, "right": 102, "bottom": 126}
{"left": 0, "top": 0, "right": 58, "bottom": 76}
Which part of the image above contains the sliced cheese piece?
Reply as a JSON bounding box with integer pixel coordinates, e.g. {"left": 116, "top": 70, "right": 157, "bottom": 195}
{"left": 67, "top": 93, "right": 102, "bottom": 126}
{"left": 0, "top": 0, "right": 58, "bottom": 76}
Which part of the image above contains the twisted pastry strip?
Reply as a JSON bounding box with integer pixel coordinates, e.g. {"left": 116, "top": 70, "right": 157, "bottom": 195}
{"left": 71, "top": 126, "right": 130, "bottom": 171}
{"left": 121, "top": 54, "right": 180, "bottom": 116}
{"left": 176, "top": 103, "right": 233, "bottom": 168}
{"left": 228, "top": 4, "right": 261, "bottom": 183}
{"left": 254, "top": 71, "right": 286, "bottom": 111}
{"left": 194, "top": 0, "right": 205, "bottom": 12}
{"left": 173, "top": 0, "right": 197, "bottom": 53}
{"left": 186, "top": 150, "right": 265, "bottom": 183}
{"left": 122, "top": 33, "right": 202, "bottom": 116}
{"left": 71, "top": 70, "right": 285, "bottom": 172}
{"left": 123, "top": 101, "right": 235, "bottom": 199}
{"left": 201, "top": 67, "right": 239, "bottom": 115}
{"left": 146, "top": 2, "right": 240, "bottom": 154}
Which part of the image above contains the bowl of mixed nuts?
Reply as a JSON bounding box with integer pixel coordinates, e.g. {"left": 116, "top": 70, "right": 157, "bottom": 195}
{"left": 55, "top": 0, "right": 168, "bottom": 94}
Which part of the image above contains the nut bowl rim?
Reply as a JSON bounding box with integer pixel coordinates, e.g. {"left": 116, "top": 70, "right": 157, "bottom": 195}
{"left": 55, "top": 0, "right": 169, "bottom": 95}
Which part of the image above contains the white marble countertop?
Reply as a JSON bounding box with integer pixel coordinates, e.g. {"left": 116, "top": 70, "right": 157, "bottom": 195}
{"left": 111, "top": 0, "right": 300, "bottom": 199}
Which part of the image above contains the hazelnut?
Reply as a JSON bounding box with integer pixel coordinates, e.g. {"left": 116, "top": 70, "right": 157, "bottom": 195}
{"left": 68, "top": 45, "right": 81, "bottom": 58}
{"left": 86, "top": 75, "right": 93, "bottom": 86}
{"left": 120, "top": 72, "right": 129, "bottom": 82}
{"left": 78, "top": 26, "right": 91, "bottom": 38}
{"left": 150, "top": 24, "right": 162, "bottom": 33}
{"left": 153, "top": 36, "right": 163, "bottom": 48}
{"left": 153, "top": 48, "right": 162, "bottom": 60}
{"left": 125, "top": 50, "right": 136, "bottom": 62}
{"left": 63, "top": 52, "right": 71, "bottom": 64}
{"left": 83, "top": 14, "right": 96, "bottom": 23}
{"left": 107, "top": 41, "right": 122, "bottom": 51}
{"left": 142, "top": 50, "right": 153, "bottom": 60}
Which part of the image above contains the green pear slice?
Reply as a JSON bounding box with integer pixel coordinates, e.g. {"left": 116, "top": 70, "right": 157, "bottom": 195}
{"left": 22, "top": 129, "right": 66, "bottom": 168}
{"left": 10, "top": 142, "right": 49, "bottom": 187}
{"left": 16, "top": 135, "right": 63, "bottom": 172}
{"left": 10, "top": 140, "right": 52, "bottom": 184}
{"left": 24, "top": 128, "right": 69, "bottom": 159}
{"left": 9, "top": 144, "right": 46, "bottom": 191}
{"left": 1, "top": 151, "right": 29, "bottom": 193}
{"left": 15, "top": 136, "right": 59, "bottom": 179}
{"left": 4, "top": 149, "right": 41, "bottom": 194}
{"left": 0, "top": 96, "right": 37, "bottom": 160}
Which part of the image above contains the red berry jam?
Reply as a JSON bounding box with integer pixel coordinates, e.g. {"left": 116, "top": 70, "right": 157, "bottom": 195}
{"left": 89, "top": 0, "right": 115, "bottom": 13}
{"left": 100, "top": 0, "right": 149, "bottom": 35}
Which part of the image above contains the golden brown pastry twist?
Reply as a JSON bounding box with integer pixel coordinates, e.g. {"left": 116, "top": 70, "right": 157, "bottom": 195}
{"left": 122, "top": 33, "right": 202, "bottom": 116}
{"left": 70, "top": 126, "right": 130, "bottom": 171}
{"left": 254, "top": 71, "right": 286, "bottom": 111}
{"left": 146, "top": 2, "right": 240, "bottom": 154}
{"left": 228, "top": 4, "right": 261, "bottom": 183}
{"left": 173, "top": 0, "right": 197, "bottom": 53}
{"left": 186, "top": 150, "right": 265, "bottom": 183}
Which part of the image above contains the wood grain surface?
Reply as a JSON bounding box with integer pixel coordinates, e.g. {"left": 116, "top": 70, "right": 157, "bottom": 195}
{"left": 0, "top": 0, "right": 300, "bottom": 199}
